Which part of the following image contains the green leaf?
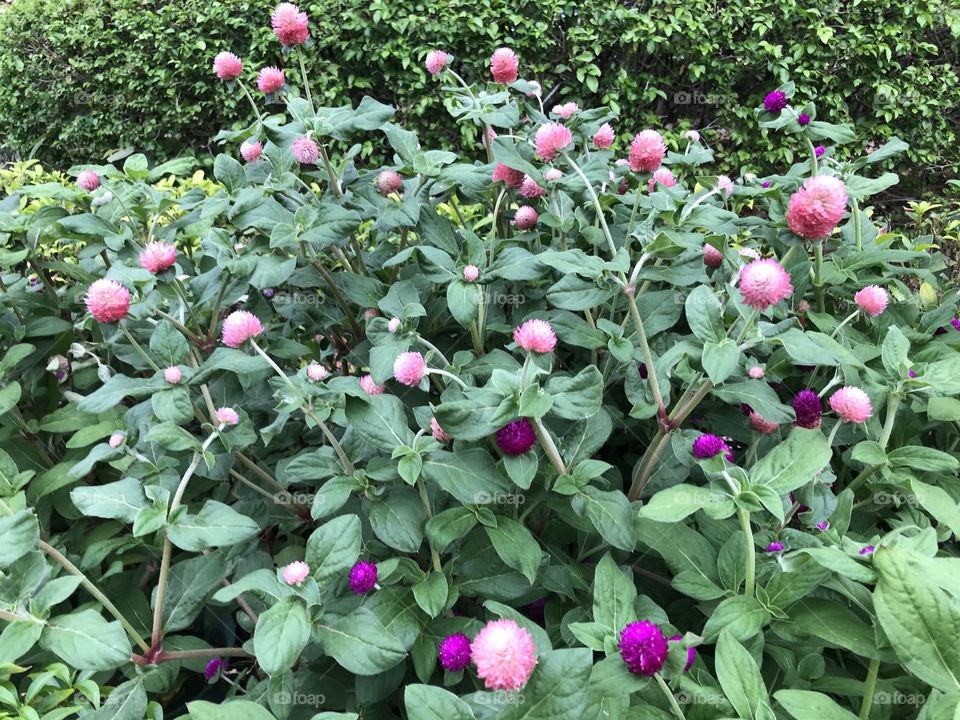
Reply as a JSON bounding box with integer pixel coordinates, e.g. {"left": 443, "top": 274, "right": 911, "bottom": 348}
{"left": 888, "top": 446, "right": 959, "bottom": 472}
{"left": 716, "top": 629, "right": 773, "bottom": 719}
{"left": 254, "top": 597, "right": 310, "bottom": 676}
{"left": 0, "top": 620, "right": 43, "bottom": 664}
{"left": 881, "top": 326, "right": 910, "bottom": 376}
{"left": 0, "top": 511, "right": 38, "bottom": 568}
{"left": 572, "top": 486, "right": 636, "bottom": 551}
{"left": 70, "top": 478, "right": 145, "bottom": 524}
{"left": 750, "top": 427, "right": 831, "bottom": 493}
{"left": 485, "top": 516, "right": 542, "bottom": 583}
{"left": 187, "top": 700, "right": 277, "bottom": 720}
{"left": 345, "top": 395, "right": 415, "bottom": 452}
{"left": 912, "top": 480, "right": 960, "bottom": 537}
{"left": 702, "top": 339, "right": 740, "bottom": 384}
{"left": 305, "top": 514, "right": 362, "bottom": 584}
{"left": 0, "top": 381, "right": 21, "bottom": 416}
{"left": 776, "top": 328, "right": 839, "bottom": 366}
{"left": 425, "top": 507, "right": 477, "bottom": 552}
{"left": 368, "top": 489, "right": 425, "bottom": 553}
{"left": 167, "top": 500, "right": 260, "bottom": 551}
{"left": 405, "top": 685, "right": 474, "bottom": 720}
{"left": 641, "top": 484, "right": 732, "bottom": 522}
{"left": 545, "top": 366, "right": 604, "bottom": 419}
{"left": 446, "top": 280, "right": 481, "bottom": 327}
{"left": 315, "top": 606, "right": 406, "bottom": 675}
{"left": 149, "top": 321, "right": 189, "bottom": 365}
{"left": 774, "top": 690, "right": 858, "bottom": 720}
{"left": 162, "top": 554, "right": 228, "bottom": 633}
{"left": 685, "top": 285, "right": 724, "bottom": 343}
{"left": 702, "top": 596, "right": 770, "bottom": 642}
{"left": 712, "top": 380, "right": 794, "bottom": 423}
{"left": 40, "top": 610, "right": 132, "bottom": 671}
{"left": 592, "top": 554, "right": 637, "bottom": 632}
{"left": 214, "top": 153, "right": 247, "bottom": 192}
{"left": 412, "top": 572, "right": 449, "bottom": 618}
{"left": 500, "top": 648, "right": 593, "bottom": 719}
{"left": 422, "top": 449, "right": 512, "bottom": 506}
{"left": 927, "top": 397, "right": 960, "bottom": 421}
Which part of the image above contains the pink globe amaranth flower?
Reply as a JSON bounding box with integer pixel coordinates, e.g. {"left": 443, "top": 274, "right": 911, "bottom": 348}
{"left": 551, "top": 101, "right": 579, "bottom": 119}
{"left": 855, "top": 285, "right": 889, "bottom": 317}
{"left": 860, "top": 546, "right": 875, "bottom": 556}
{"left": 438, "top": 632, "right": 472, "bottom": 672}
{"left": 282, "top": 560, "right": 310, "bottom": 586}
{"left": 463, "top": 264, "right": 480, "bottom": 282}
{"left": 164, "top": 366, "right": 182, "bottom": 384}
{"left": 766, "top": 541, "right": 785, "bottom": 552}
{"left": 594, "top": 123, "right": 615, "bottom": 149}
{"left": 496, "top": 418, "right": 537, "bottom": 456}
{"left": 291, "top": 136, "right": 320, "bottom": 165}
{"left": 692, "top": 434, "right": 728, "bottom": 459}
{"left": 240, "top": 140, "right": 263, "bottom": 163}
{"left": 668, "top": 635, "right": 696, "bottom": 672}
{"left": 76, "top": 170, "right": 100, "bottom": 191}
{"left": 364, "top": 308, "right": 380, "bottom": 320}
{"left": 394, "top": 351, "right": 427, "bottom": 386}
{"left": 525, "top": 80, "right": 542, "bottom": 97}
{"left": 471, "top": 619, "right": 537, "bottom": 690}
{"left": 487, "top": 126, "right": 498, "bottom": 143}
{"left": 739, "top": 258, "right": 794, "bottom": 310}
{"left": 514, "top": 318, "right": 557, "bottom": 353}
{"left": 684, "top": 129, "right": 701, "bottom": 142}
{"left": 519, "top": 175, "right": 545, "bottom": 199}
{"left": 348, "top": 560, "right": 378, "bottom": 593}
{"left": 492, "top": 163, "right": 525, "bottom": 188}
{"left": 490, "top": 47, "right": 519, "bottom": 84}
{"left": 629, "top": 130, "right": 666, "bottom": 173}
{"left": 829, "top": 386, "right": 873, "bottom": 423}
{"left": 85, "top": 279, "right": 130, "bottom": 323}
{"left": 425, "top": 50, "right": 448, "bottom": 76}
{"left": 703, "top": 243, "right": 724, "bottom": 268}
{"left": 716, "top": 175, "right": 734, "bottom": 197}
{"left": 359, "top": 374, "right": 386, "bottom": 396}
{"left": 203, "top": 657, "right": 227, "bottom": 682}
{"left": 534, "top": 123, "right": 573, "bottom": 161}
{"left": 739, "top": 247, "right": 761, "bottom": 261}
{"left": 108, "top": 432, "right": 124, "bottom": 449}
{"left": 619, "top": 620, "right": 669, "bottom": 676}
{"left": 221, "top": 310, "right": 263, "bottom": 347}
{"left": 138, "top": 241, "right": 177, "bottom": 273}
{"left": 257, "top": 66, "right": 286, "bottom": 94}
{"left": 544, "top": 168, "right": 564, "bottom": 181}
{"left": 376, "top": 170, "right": 404, "bottom": 195}
{"left": 513, "top": 206, "right": 539, "bottom": 230}
{"left": 431, "top": 416, "right": 452, "bottom": 442}
{"left": 214, "top": 407, "right": 240, "bottom": 426}
{"left": 387, "top": 317, "right": 402, "bottom": 333}
{"left": 749, "top": 411, "right": 779, "bottom": 434}
{"left": 271, "top": 2, "right": 310, "bottom": 46}
{"left": 786, "top": 175, "right": 848, "bottom": 240}
{"left": 307, "top": 362, "right": 329, "bottom": 381}
{"left": 213, "top": 51, "right": 243, "bottom": 81}
{"left": 647, "top": 167, "right": 677, "bottom": 192}
{"left": 748, "top": 366, "right": 765, "bottom": 379}
{"left": 764, "top": 90, "right": 788, "bottom": 113}
{"left": 793, "top": 390, "right": 823, "bottom": 428}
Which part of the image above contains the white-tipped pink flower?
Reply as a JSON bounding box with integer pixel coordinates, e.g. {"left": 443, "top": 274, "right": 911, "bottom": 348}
{"left": 492, "top": 163, "right": 524, "bottom": 188}
{"left": 282, "top": 560, "right": 310, "bottom": 586}
{"left": 648, "top": 167, "right": 676, "bottom": 192}
{"left": 85, "top": 279, "right": 130, "bottom": 323}
{"left": 490, "top": 47, "right": 519, "bottom": 84}
{"left": 551, "top": 102, "right": 579, "bottom": 119}
{"left": 241, "top": 140, "right": 263, "bottom": 163}
{"left": 544, "top": 168, "right": 564, "bottom": 181}
{"left": 221, "top": 310, "right": 263, "bottom": 347}
{"left": 108, "top": 432, "right": 125, "bottom": 449}
{"left": 375, "top": 170, "right": 403, "bottom": 195}
{"left": 739, "top": 258, "right": 794, "bottom": 310}
{"left": 425, "top": 50, "right": 448, "bottom": 76}
{"left": 514, "top": 318, "right": 557, "bottom": 353}
{"left": 786, "top": 175, "right": 848, "bottom": 240}
{"left": 214, "top": 407, "right": 240, "bottom": 426}
{"left": 593, "top": 123, "right": 615, "bottom": 149}
{"left": 431, "top": 416, "right": 451, "bottom": 442}
{"left": 629, "top": 130, "right": 666, "bottom": 172}
{"left": 513, "top": 206, "right": 539, "bottom": 230}
{"left": 164, "top": 366, "right": 182, "bottom": 384}
{"left": 716, "top": 175, "right": 734, "bottom": 197}
{"left": 748, "top": 366, "right": 765, "bottom": 379}
{"left": 387, "top": 317, "right": 402, "bottom": 333}
{"left": 854, "top": 285, "right": 889, "bottom": 317}
{"left": 257, "top": 66, "right": 286, "bottom": 94}
{"left": 703, "top": 243, "right": 723, "bottom": 268}
{"left": 291, "top": 136, "right": 320, "bottom": 165}
{"left": 213, "top": 51, "right": 243, "bottom": 81}
{"left": 139, "top": 242, "right": 177, "bottom": 273}
{"left": 829, "top": 387, "right": 873, "bottom": 423}
{"left": 463, "top": 265, "right": 480, "bottom": 282}
{"left": 519, "top": 175, "right": 545, "bottom": 199}
{"left": 684, "top": 130, "right": 701, "bottom": 142}
{"left": 77, "top": 170, "right": 100, "bottom": 191}
{"left": 471, "top": 619, "right": 537, "bottom": 691}
{"left": 307, "top": 363, "right": 329, "bottom": 381}
{"left": 534, "top": 123, "right": 572, "bottom": 161}
{"left": 393, "top": 352, "right": 426, "bottom": 386}
{"left": 359, "top": 375, "right": 386, "bottom": 396}
{"left": 271, "top": 2, "right": 310, "bottom": 46}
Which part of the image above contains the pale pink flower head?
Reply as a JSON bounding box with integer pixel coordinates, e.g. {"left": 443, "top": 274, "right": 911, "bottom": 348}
{"left": 748, "top": 366, "right": 765, "bottom": 379}
{"left": 703, "top": 243, "right": 723, "bottom": 269}
{"left": 471, "top": 619, "right": 537, "bottom": 691}
{"left": 240, "top": 140, "right": 263, "bottom": 163}
{"left": 544, "top": 168, "right": 564, "bottom": 181}
{"left": 360, "top": 374, "right": 385, "bottom": 396}
{"left": 739, "top": 258, "right": 794, "bottom": 310}
{"left": 271, "top": 2, "right": 310, "bottom": 46}
{"left": 513, "top": 318, "right": 557, "bottom": 353}
{"left": 786, "top": 175, "right": 848, "bottom": 240}
{"left": 739, "top": 247, "right": 761, "bottom": 261}
{"left": 629, "top": 130, "right": 666, "bottom": 173}
{"left": 306, "top": 362, "right": 329, "bottom": 381}
{"left": 490, "top": 47, "right": 519, "bottom": 84}
{"left": 593, "top": 123, "right": 615, "bottom": 149}
{"left": 513, "top": 206, "right": 539, "bottom": 230}
{"left": 829, "top": 386, "right": 873, "bottom": 423}
{"left": 364, "top": 309, "right": 380, "bottom": 320}
{"left": 164, "top": 366, "right": 182, "bottom": 384}
{"left": 138, "top": 242, "right": 177, "bottom": 273}
{"left": 394, "top": 351, "right": 427, "bottom": 387}
{"left": 519, "top": 175, "right": 545, "bottom": 198}
{"left": 376, "top": 170, "right": 404, "bottom": 195}
{"left": 854, "top": 285, "right": 889, "bottom": 317}
{"left": 749, "top": 411, "right": 779, "bottom": 434}
{"left": 214, "top": 407, "right": 240, "bottom": 426}
{"left": 647, "top": 167, "right": 676, "bottom": 192}
{"left": 551, "top": 102, "right": 579, "bottom": 119}
{"left": 716, "top": 175, "right": 734, "bottom": 197}
{"left": 487, "top": 126, "right": 498, "bottom": 143}
{"left": 221, "top": 310, "right": 263, "bottom": 347}
{"left": 108, "top": 432, "right": 125, "bottom": 449}
{"left": 463, "top": 264, "right": 480, "bottom": 282}
{"left": 282, "top": 560, "right": 310, "bottom": 586}
{"left": 77, "top": 170, "right": 100, "bottom": 191}
{"left": 387, "top": 317, "right": 402, "bottom": 333}
{"left": 213, "top": 51, "right": 243, "bottom": 81}
{"left": 425, "top": 50, "right": 449, "bottom": 76}
{"left": 257, "top": 66, "right": 286, "bottom": 94}
{"left": 431, "top": 416, "right": 452, "bottom": 442}
{"left": 534, "top": 123, "right": 572, "bottom": 161}
{"left": 525, "top": 80, "right": 542, "bottom": 97}
{"left": 291, "top": 136, "right": 320, "bottom": 165}
{"left": 492, "top": 163, "right": 524, "bottom": 188}
{"left": 684, "top": 130, "right": 701, "bottom": 142}
{"left": 85, "top": 279, "right": 130, "bottom": 323}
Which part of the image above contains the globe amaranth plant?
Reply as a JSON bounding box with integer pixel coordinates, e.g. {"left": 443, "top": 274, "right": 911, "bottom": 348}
{"left": 2, "top": 3, "right": 960, "bottom": 719}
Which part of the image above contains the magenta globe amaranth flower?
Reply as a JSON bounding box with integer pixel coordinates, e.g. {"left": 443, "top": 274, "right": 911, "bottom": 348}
{"left": 786, "top": 175, "right": 848, "bottom": 240}
{"left": 139, "top": 242, "right": 177, "bottom": 273}
{"left": 471, "top": 619, "right": 537, "bottom": 690}
{"left": 763, "top": 90, "right": 787, "bottom": 113}
{"left": 359, "top": 375, "right": 386, "bottom": 396}
{"left": 438, "top": 633, "right": 472, "bottom": 672}
{"left": 513, "top": 206, "right": 539, "bottom": 230}
{"left": 594, "top": 123, "right": 615, "bottom": 149}
{"left": 703, "top": 243, "right": 723, "bottom": 268}
{"left": 860, "top": 545, "right": 875, "bottom": 556}
{"left": 214, "top": 407, "right": 240, "bottom": 426}
{"left": 203, "top": 657, "right": 228, "bottom": 682}
{"left": 619, "top": 620, "right": 669, "bottom": 676}
{"left": 519, "top": 175, "right": 545, "bottom": 199}
{"left": 766, "top": 542, "right": 784, "bottom": 552}
{"left": 213, "top": 51, "right": 243, "bottom": 81}
{"left": 375, "top": 170, "right": 403, "bottom": 195}
{"left": 85, "top": 279, "right": 130, "bottom": 323}
{"left": 490, "top": 47, "right": 519, "bottom": 84}
{"left": 348, "top": 560, "right": 378, "bottom": 593}
{"left": 668, "top": 635, "right": 696, "bottom": 672}
{"left": 463, "top": 264, "right": 480, "bottom": 282}
{"left": 792, "top": 390, "right": 823, "bottom": 428}
{"left": 692, "top": 433, "right": 729, "bottom": 460}
{"left": 817, "top": 520, "right": 830, "bottom": 531}
{"left": 739, "top": 258, "right": 794, "bottom": 310}
{"left": 815, "top": 145, "right": 826, "bottom": 157}
{"left": 798, "top": 113, "right": 811, "bottom": 125}
{"left": 749, "top": 411, "right": 779, "bottom": 434}
{"left": 495, "top": 418, "right": 536, "bottom": 456}
{"left": 648, "top": 167, "right": 677, "bottom": 192}
{"left": 240, "top": 140, "right": 263, "bottom": 163}
{"left": 431, "top": 416, "right": 452, "bottom": 442}
{"left": 77, "top": 170, "right": 100, "bottom": 191}
{"left": 271, "top": 2, "right": 310, "bottom": 46}
{"left": 492, "top": 162, "right": 524, "bottom": 188}
{"left": 829, "top": 386, "right": 873, "bottom": 423}
{"left": 551, "top": 101, "right": 578, "bottom": 119}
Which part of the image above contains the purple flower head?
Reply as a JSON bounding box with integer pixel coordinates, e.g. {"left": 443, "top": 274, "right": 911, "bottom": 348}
{"left": 815, "top": 145, "right": 826, "bottom": 157}
{"left": 792, "top": 390, "right": 823, "bottom": 429}
{"left": 638, "top": 363, "right": 649, "bottom": 379}
{"left": 203, "top": 658, "right": 227, "bottom": 681}
{"left": 798, "top": 113, "right": 811, "bottom": 125}
{"left": 619, "top": 620, "right": 669, "bottom": 676}
{"left": 952, "top": 318, "right": 960, "bottom": 331}
{"left": 817, "top": 520, "right": 830, "bottom": 531}
{"left": 859, "top": 546, "right": 875, "bottom": 556}
{"left": 495, "top": 418, "right": 537, "bottom": 456}
{"left": 348, "top": 560, "right": 378, "bottom": 594}
{"left": 763, "top": 90, "right": 788, "bottom": 113}
{"left": 908, "top": 370, "right": 917, "bottom": 379}
{"left": 740, "top": 403, "right": 754, "bottom": 416}
{"left": 766, "top": 542, "right": 784, "bottom": 553}
{"left": 761, "top": 180, "right": 772, "bottom": 188}
{"left": 262, "top": 287, "right": 275, "bottom": 299}
{"left": 692, "top": 433, "right": 726, "bottom": 459}
{"left": 668, "top": 635, "right": 696, "bottom": 672}
{"left": 438, "top": 632, "right": 472, "bottom": 672}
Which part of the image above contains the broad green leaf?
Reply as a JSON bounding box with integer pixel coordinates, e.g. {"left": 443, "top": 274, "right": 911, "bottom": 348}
{"left": 716, "top": 629, "right": 774, "bottom": 719}
{"left": 0, "top": 511, "right": 39, "bottom": 568}
{"left": 774, "top": 690, "right": 858, "bottom": 720}
{"left": 750, "top": 427, "right": 831, "bottom": 493}
{"left": 305, "top": 514, "right": 362, "bottom": 584}
{"left": 702, "top": 339, "right": 740, "bottom": 384}
{"left": 188, "top": 700, "right": 277, "bottom": 720}
{"left": 641, "top": 485, "right": 732, "bottom": 522}
{"left": 345, "top": 394, "right": 415, "bottom": 452}
{"left": 40, "top": 610, "right": 132, "bottom": 671}
{"left": 485, "top": 516, "right": 542, "bottom": 583}
{"left": 70, "top": 478, "right": 145, "bottom": 524}
{"left": 254, "top": 597, "right": 310, "bottom": 676}
{"left": 167, "top": 500, "right": 260, "bottom": 551}
{"left": 405, "top": 684, "right": 475, "bottom": 720}
{"left": 315, "top": 606, "right": 406, "bottom": 675}
{"left": 685, "top": 285, "right": 724, "bottom": 343}
{"left": 592, "top": 554, "right": 637, "bottom": 632}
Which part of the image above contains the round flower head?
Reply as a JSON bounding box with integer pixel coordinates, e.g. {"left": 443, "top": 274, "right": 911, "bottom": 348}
{"left": 214, "top": 407, "right": 240, "bottom": 426}
{"left": 462, "top": 264, "right": 480, "bottom": 282}
{"left": 525, "top": 80, "right": 542, "bottom": 97}
{"left": 703, "top": 243, "right": 723, "bottom": 268}
{"left": 551, "top": 102, "right": 578, "bottom": 119}
{"left": 85, "top": 279, "right": 130, "bottom": 323}
{"left": 716, "top": 175, "right": 734, "bottom": 197}
{"left": 431, "top": 416, "right": 452, "bottom": 442}
{"left": 376, "top": 170, "right": 403, "bottom": 195}
{"left": 739, "top": 258, "right": 794, "bottom": 310}
{"left": 692, "top": 433, "right": 727, "bottom": 459}
{"left": 798, "top": 113, "right": 811, "bottom": 126}
{"left": 594, "top": 123, "right": 615, "bottom": 149}
{"left": 425, "top": 50, "right": 448, "bottom": 76}
{"left": 792, "top": 389, "right": 823, "bottom": 428}
{"left": 519, "top": 175, "right": 545, "bottom": 199}
{"left": 544, "top": 168, "right": 564, "bottom": 181}
{"left": 271, "top": 2, "right": 309, "bottom": 46}
{"left": 618, "top": 620, "right": 669, "bottom": 676}
{"left": 513, "top": 206, "right": 539, "bottom": 230}
{"left": 108, "top": 432, "right": 124, "bottom": 449}
{"left": 203, "top": 657, "right": 227, "bottom": 682}
{"left": 348, "top": 560, "right": 378, "bottom": 593}
{"left": 490, "top": 47, "right": 519, "bottom": 84}
{"left": 829, "top": 386, "right": 873, "bottom": 423}
{"left": 138, "top": 242, "right": 176, "bottom": 273}
{"left": 495, "top": 418, "right": 536, "bottom": 456}
{"left": 628, "top": 130, "right": 666, "bottom": 173}
{"left": 471, "top": 619, "right": 537, "bottom": 690}
{"left": 684, "top": 129, "right": 701, "bottom": 142}
{"left": 221, "top": 310, "right": 263, "bottom": 347}
{"left": 766, "top": 541, "right": 784, "bottom": 553}
{"left": 855, "top": 285, "right": 889, "bottom": 317}
{"left": 763, "top": 90, "right": 788, "bottom": 113}
{"left": 307, "top": 362, "right": 329, "bottom": 382}
{"left": 438, "top": 632, "right": 472, "bottom": 672}
{"left": 213, "top": 51, "right": 243, "bottom": 81}
{"left": 668, "top": 635, "right": 696, "bottom": 672}
{"left": 257, "top": 66, "right": 285, "bottom": 94}
{"left": 394, "top": 351, "right": 427, "bottom": 387}
{"left": 786, "top": 175, "right": 848, "bottom": 240}
{"left": 749, "top": 411, "right": 779, "bottom": 434}
{"left": 164, "top": 366, "right": 182, "bottom": 384}
{"left": 534, "top": 123, "right": 573, "bottom": 161}
{"left": 748, "top": 366, "right": 765, "bottom": 379}
{"left": 77, "top": 170, "right": 100, "bottom": 191}
{"left": 513, "top": 318, "right": 557, "bottom": 353}
{"left": 291, "top": 136, "right": 320, "bottom": 165}
{"left": 817, "top": 520, "right": 830, "bottom": 531}
{"left": 761, "top": 180, "right": 772, "bottom": 188}
{"left": 387, "top": 317, "right": 402, "bottom": 333}
{"left": 815, "top": 145, "right": 826, "bottom": 157}
{"left": 282, "top": 560, "right": 310, "bottom": 586}
{"left": 860, "top": 546, "right": 875, "bottom": 556}
{"left": 492, "top": 162, "right": 525, "bottom": 188}
{"left": 359, "top": 374, "right": 385, "bottom": 396}
{"left": 648, "top": 167, "right": 676, "bottom": 192}
{"left": 240, "top": 140, "right": 263, "bottom": 163}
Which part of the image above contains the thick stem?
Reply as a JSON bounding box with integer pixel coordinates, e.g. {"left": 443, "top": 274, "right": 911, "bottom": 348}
{"left": 297, "top": 51, "right": 314, "bottom": 112}
{"left": 416, "top": 477, "right": 443, "bottom": 573}
{"left": 120, "top": 325, "right": 160, "bottom": 372}
{"left": 878, "top": 394, "right": 900, "bottom": 449}
{"left": 654, "top": 673, "right": 687, "bottom": 720}
{"left": 852, "top": 198, "right": 863, "bottom": 252}
{"left": 859, "top": 659, "right": 880, "bottom": 719}
{"left": 813, "top": 243, "right": 826, "bottom": 314}
{"left": 737, "top": 508, "right": 756, "bottom": 598}
{"left": 157, "top": 647, "right": 253, "bottom": 662}
{"left": 428, "top": 368, "right": 468, "bottom": 389}
{"left": 532, "top": 416, "right": 568, "bottom": 476}
{"left": 805, "top": 136, "right": 819, "bottom": 175}
{"left": 318, "top": 144, "right": 342, "bottom": 198}
{"left": 625, "top": 289, "right": 665, "bottom": 414}
{"left": 563, "top": 152, "right": 618, "bottom": 259}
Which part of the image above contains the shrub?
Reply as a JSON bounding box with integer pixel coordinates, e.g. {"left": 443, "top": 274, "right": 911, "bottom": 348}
{"left": 3, "top": 7, "right": 960, "bottom": 720}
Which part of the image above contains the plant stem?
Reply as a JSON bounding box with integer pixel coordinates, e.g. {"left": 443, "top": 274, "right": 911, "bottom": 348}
{"left": 852, "top": 198, "right": 863, "bottom": 252}
{"left": 654, "top": 673, "right": 687, "bottom": 720}
{"left": 625, "top": 289, "right": 666, "bottom": 415}
{"left": 805, "top": 136, "right": 819, "bottom": 175}
{"left": 859, "top": 659, "right": 880, "bottom": 719}
{"left": 878, "top": 393, "right": 900, "bottom": 449}
{"left": 428, "top": 368, "right": 468, "bottom": 388}
{"left": 830, "top": 310, "right": 860, "bottom": 339}
{"left": 813, "top": 243, "right": 826, "bottom": 313}
{"left": 318, "top": 144, "right": 342, "bottom": 198}
{"left": 207, "top": 272, "right": 230, "bottom": 344}
{"left": 563, "top": 152, "right": 618, "bottom": 259}
{"left": 120, "top": 325, "right": 160, "bottom": 372}
{"left": 312, "top": 261, "right": 362, "bottom": 337}
{"left": 158, "top": 647, "right": 253, "bottom": 661}
{"left": 297, "top": 50, "right": 314, "bottom": 112}
{"left": 737, "top": 508, "right": 756, "bottom": 597}
{"left": 237, "top": 80, "right": 263, "bottom": 124}
{"left": 532, "top": 416, "right": 567, "bottom": 476}
{"left": 416, "top": 477, "right": 443, "bottom": 573}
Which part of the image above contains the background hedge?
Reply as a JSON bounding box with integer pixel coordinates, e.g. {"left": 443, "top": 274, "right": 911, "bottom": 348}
{"left": 1, "top": 0, "right": 958, "bottom": 192}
